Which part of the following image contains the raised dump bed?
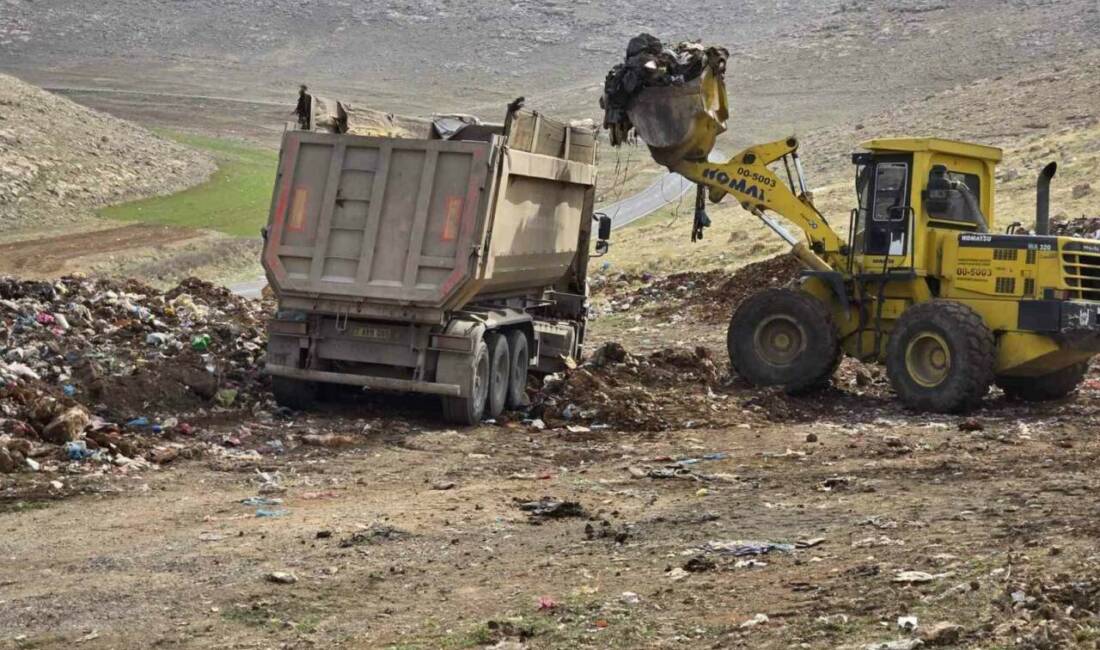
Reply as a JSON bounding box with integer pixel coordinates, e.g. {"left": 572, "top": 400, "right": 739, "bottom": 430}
{"left": 263, "top": 107, "right": 609, "bottom": 424}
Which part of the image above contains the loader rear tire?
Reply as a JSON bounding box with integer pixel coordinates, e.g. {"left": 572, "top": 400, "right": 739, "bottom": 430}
{"left": 485, "top": 332, "right": 510, "bottom": 419}
{"left": 727, "top": 288, "right": 840, "bottom": 394}
{"left": 442, "top": 340, "right": 490, "bottom": 426}
{"left": 505, "top": 330, "right": 530, "bottom": 409}
{"left": 996, "top": 362, "right": 1088, "bottom": 402}
{"left": 886, "top": 300, "right": 995, "bottom": 413}
{"left": 271, "top": 376, "right": 319, "bottom": 412}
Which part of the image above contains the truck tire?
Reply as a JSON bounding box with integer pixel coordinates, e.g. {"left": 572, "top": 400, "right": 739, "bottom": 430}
{"left": 886, "top": 300, "right": 995, "bottom": 413}
{"left": 271, "top": 376, "right": 319, "bottom": 411}
{"left": 485, "top": 332, "right": 510, "bottom": 419}
{"left": 441, "top": 340, "right": 490, "bottom": 426}
{"left": 996, "top": 362, "right": 1088, "bottom": 402}
{"left": 505, "top": 330, "right": 530, "bottom": 409}
{"left": 728, "top": 288, "right": 840, "bottom": 394}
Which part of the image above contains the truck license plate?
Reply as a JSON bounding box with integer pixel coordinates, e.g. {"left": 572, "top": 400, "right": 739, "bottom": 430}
{"left": 352, "top": 326, "right": 393, "bottom": 341}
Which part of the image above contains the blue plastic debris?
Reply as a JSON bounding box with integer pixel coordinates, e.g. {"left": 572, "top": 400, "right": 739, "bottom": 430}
{"left": 64, "top": 440, "right": 95, "bottom": 461}
{"left": 256, "top": 509, "right": 289, "bottom": 518}
{"left": 62, "top": 384, "right": 76, "bottom": 397}
{"left": 127, "top": 417, "right": 150, "bottom": 428}
{"left": 240, "top": 496, "right": 283, "bottom": 507}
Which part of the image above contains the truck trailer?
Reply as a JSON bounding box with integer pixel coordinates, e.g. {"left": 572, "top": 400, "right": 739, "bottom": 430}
{"left": 262, "top": 105, "right": 608, "bottom": 424}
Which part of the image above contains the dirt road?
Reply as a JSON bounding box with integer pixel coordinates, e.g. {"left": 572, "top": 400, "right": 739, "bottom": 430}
{"left": 0, "top": 224, "right": 201, "bottom": 277}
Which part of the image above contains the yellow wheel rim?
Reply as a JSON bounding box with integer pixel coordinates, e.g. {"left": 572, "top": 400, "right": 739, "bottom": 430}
{"left": 905, "top": 332, "right": 951, "bottom": 388}
{"left": 753, "top": 315, "right": 806, "bottom": 367}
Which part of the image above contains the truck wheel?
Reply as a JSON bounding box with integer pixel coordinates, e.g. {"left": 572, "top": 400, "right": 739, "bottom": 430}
{"left": 442, "top": 340, "right": 490, "bottom": 425}
{"left": 886, "top": 300, "right": 995, "bottom": 413}
{"left": 996, "top": 362, "right": 1088, "bottom": 401}
{"left": 271, "top": 376, "right": 319, "bottom": 411}
{"left": 505, "top": 330, "right": 530, "bottom": 409}
{"left": 728, "top": 288, "right": 840, "bottom": 394}
{"left": 485, "top": 332, "right": 510, "bottom": 418}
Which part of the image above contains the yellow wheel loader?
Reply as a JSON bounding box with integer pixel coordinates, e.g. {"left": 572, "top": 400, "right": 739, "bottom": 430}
{"left": 606, "top": 53, "right": 1100, "bottom": 412}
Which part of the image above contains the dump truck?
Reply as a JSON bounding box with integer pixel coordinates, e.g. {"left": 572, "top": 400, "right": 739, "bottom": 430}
{"left": 262, "top": 104, "right": 610, "bottom": 424}
{"left": 603, "top": 35, "right": 1100, "bottom": 412}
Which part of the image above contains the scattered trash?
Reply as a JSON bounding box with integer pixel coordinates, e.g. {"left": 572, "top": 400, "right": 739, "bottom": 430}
{"left": 666, "top": 567, "right": 690, "bottom": 581}
{"left": 683, "top": 555, "right": 716, "bottom": 573}
{"left": 515, "top": 497, "right": 587, "bottom": 522}
{"left": 255, "top": 509, "right": 288, "bottom": 518}
{"left": 338, "top": 524, "right": 410, "bottom": 547}
{"left": 700, "top": 540, "right": 795, "bottom": 556}
{"left": 897, "top": 616, "right": 919, "bottom": 631}
{"left": 893, "top": 571, "right": 939, "bottom": 584}
{"left": 431, "top": 481, "right": 456, "bottom": 491}
{"left": 863, "top": 640, "right": 924, "bottom": 650}
{"left": 739, "top": 613, "right": 769, "bottom": 629}
{"left": 536, "top": 596, "right": 558, "bottom": 611}
{"left": 620, "top": 592, "right": 640, "bottom": 606}
{"left": 240, "top": 496, "right": 283, "bottom": 507}
{"left": 919, "top": 622, "right": 963, "bottom": 646}
{"left": 265, "top": 571, "right": 298, "bottom": 585}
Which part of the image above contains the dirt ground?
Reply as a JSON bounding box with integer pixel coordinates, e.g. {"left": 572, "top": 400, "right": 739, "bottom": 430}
{"left": 4, "top": 266, "right": 1100, "bottom": 649}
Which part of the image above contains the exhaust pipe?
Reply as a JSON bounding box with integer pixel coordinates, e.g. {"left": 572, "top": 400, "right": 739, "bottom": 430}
{"left": 1035, "top": 161, "right": 1057, "bottom": 235}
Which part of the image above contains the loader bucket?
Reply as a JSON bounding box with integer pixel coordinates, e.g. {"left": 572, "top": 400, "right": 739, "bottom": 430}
{"left": 627, "top": 67, "right": 728, "bottom": 167}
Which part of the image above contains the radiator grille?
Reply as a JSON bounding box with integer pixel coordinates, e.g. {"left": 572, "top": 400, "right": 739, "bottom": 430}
{"left": 1023, "top": 278, "right": 1035, "bottom": 296}
{"left": 993, "top": 248, "right": 1018, "bottom": 261}
{"left": 995, "top": 277, "right": 1016, "bottom": 294}
{"left": 1062, "top": 251, "right": 1100, "bottom": 300}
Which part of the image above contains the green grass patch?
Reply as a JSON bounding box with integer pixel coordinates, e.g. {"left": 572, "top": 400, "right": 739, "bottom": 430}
{"left": 100, "top": 132, "right": 277, "bottom": 238}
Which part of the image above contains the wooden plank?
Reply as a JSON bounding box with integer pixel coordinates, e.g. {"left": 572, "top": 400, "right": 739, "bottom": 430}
{"left": 308, "top": 143, "right": 347, "bottom": 284}
{"left": 402, "top": 149, "right": 440, "bottom": 288}
{"left": 355, "top": 143, "right": 392, "bottom": 285}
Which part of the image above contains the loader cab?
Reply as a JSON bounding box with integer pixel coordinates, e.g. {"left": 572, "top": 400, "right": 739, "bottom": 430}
{"left": 849, "top": 138, "right": 1001, "bottom": 273}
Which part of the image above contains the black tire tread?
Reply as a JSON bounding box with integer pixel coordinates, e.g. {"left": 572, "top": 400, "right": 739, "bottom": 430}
{"left": 727, "top": 288, "right": 841, "bottom": 394}
{"left": 886, "top": 300, "right": 995, "bottom": 413}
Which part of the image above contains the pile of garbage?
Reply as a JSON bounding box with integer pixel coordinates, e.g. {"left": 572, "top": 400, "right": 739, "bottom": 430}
{"left": 534, "top": 342, "right": 722, "bottom": 431}
{"left": 600, "top": 33, "right": 729, "bottom": 146}
{"left": 595, "top": 255, "right": 803, "bottom": 323}
{"left": 0, "top": 275, "right": 269, "bottom": 473}
{"left": 1050, "top": 216, "right": 1100, "bottom": 239}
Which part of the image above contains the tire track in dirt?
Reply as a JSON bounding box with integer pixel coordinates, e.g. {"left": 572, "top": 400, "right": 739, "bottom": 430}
{"left": 0, "top": 224, "right": 201, "bottom": 276}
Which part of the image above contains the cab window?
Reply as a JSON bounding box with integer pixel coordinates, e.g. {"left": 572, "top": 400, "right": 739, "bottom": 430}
{"left": 872, "top": 163, "right": 909, "bottom": 222}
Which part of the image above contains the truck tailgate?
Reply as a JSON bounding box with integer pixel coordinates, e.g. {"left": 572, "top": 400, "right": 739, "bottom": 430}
{"left": 264, "top": 131, "right": 492, "bottom": 307}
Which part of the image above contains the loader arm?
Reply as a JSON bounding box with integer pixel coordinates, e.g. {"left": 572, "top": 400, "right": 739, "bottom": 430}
{"left": 670, "top": 137, "right": 847, "bottom": 271}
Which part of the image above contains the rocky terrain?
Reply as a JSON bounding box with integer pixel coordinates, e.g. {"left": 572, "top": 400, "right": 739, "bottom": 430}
{"left": 0, "top": 73, "right": 214, "bottom": 230}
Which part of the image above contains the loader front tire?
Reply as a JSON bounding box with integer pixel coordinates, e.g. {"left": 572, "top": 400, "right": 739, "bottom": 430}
{"left": 728, "top": 288, "right": 840, "bottom": 394}
{"left": 996, "top": 362, "right": 1088, "bottom": 402}
{"left": 886, "top": 300, "right": 995, "bottom": 413}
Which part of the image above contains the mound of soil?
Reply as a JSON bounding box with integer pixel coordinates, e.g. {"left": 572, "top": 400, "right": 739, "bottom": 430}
{"left": 597, "top": 254, "right": 803, "bottom": 323}
{"left": 535, "top": 344, "right": 722, "bottom": 431}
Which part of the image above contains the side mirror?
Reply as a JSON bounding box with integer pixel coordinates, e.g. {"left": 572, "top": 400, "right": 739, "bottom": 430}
{"left": 595, "top": 240, "right": 609, "bottom": 255}
{"left": 597, "top": 214, "right": 612, "bottom": 241}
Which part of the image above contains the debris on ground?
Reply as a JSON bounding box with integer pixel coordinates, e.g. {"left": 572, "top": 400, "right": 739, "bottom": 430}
{"left": 535, "top": 344, "right": 721, "bottom": 431}
{"left": 699, "top": 540, "right": 795, "bottom": 556}
{"left": 264, "top": 571, "right": 298, "bottom": 585}
{"left": 515, "top": 497, "right": 587, "bottom": 523}
{"left": 338, "top": 524, "right": 410, "bottom": 547}
{"left": 592, "top": 254, "right": 802, "bottom": 324}
{"left": 0, "top": 275, "right": 270, "bottom": 473}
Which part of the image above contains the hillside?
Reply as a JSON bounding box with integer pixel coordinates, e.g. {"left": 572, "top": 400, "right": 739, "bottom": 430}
{"left": 2, "top": 0, "right": 1097, "bottom": 146}
{"left": 0, "top": 73, "right": 214, "bottom": 230}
